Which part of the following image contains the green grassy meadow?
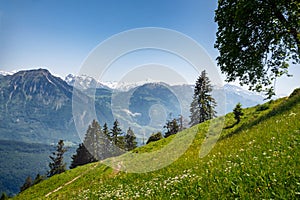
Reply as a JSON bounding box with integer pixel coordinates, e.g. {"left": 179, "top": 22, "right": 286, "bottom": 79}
{"left": 13, "top": 89, "right": 300, "bottom": 199}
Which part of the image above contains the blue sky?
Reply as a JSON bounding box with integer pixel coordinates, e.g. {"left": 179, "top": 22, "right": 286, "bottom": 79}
{"left": 0, "top": 0, "right": 298, "bottom": 95}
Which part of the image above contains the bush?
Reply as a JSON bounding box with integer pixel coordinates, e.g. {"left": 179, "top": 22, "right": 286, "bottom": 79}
{"left": 256, "top": 104, "right": 269, "bottom": 111}
{"left": 146, "top": 132, "right": 163, "bottom": 144}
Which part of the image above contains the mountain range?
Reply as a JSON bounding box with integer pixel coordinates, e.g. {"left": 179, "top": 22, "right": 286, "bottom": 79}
{"left": 0, "top": 68, "right": 267, "bottom": 145}
{"left": 0, "top": 68, "right": 267, "bottom": 195}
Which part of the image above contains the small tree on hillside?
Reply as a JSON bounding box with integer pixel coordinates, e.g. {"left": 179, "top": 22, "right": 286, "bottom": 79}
{"left": 48, "top": 140, "right": 67, "bottom": 177}
{"left": 124, "top": 127, "right": 137, "bottom": 151}
{"left": 233, "top": 103, "right": 243, "bottom": 124}
{"left": 33, "top": 173, "right": 45, "bottom": 185}
{"left": 20, "top": 176, "right": 32, "bottom": 193}
{"left": 164, "top": 118, "right": 180, "bottom": 138}
{"left": 102, "top": 122, "right": 113, "bottom": 158}
{"left": 110, "top": 120, "right": 125, "bottom": 151}
{"left": 146, "top": 132, "right": 163, "bottom": 144}
{"left": 0, "top": 192, "right": 8, "bottom": 200}
{"left": 190, "top": 70, "right": 217, "bottom": 126}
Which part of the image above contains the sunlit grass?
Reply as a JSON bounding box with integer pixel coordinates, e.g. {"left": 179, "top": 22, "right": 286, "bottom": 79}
{"left": 14, "top": 90, "right": 300, "bottom": 199}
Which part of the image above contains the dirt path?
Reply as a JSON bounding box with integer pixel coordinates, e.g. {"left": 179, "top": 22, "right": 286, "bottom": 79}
{"left": 45, "top": 163, "right": 99, "bottom": 198}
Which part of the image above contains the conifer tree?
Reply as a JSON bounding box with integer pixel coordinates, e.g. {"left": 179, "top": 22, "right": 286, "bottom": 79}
{"left": 70, "top": 143, "right": 96, "bottom": 169}
{"left": 102, "top": 122, "right": 113, "bottom": 159}
{"left": 164, "top": 118, "right": 180, "bottom": 138}
{"left": 20, "top": 176, "right": 32, "bottom": 193}
{"left": 0, "top": 192, "right": 8, "bottom": 200}
{"left": 189, "top": 70, "right": 216, "bottom": 126}
{"left": 233, "top": 103, "right": 243, "bottom": 124}
{"left": 48, "top": 140, "right": 67, "bottom": 177}
{"left": 84, "top": 119, "right": 102, "bottom": 160}
{"left": 124, "top": 127, "right": 137, "bottom": 151}
{"left": 70, "top": 120, "right": 102, "bottom": 169}
{"left": 33, "top": 173, "right": 45, "bottom": 185}
{"left": 110, "top": 119, "right": 125, "bottom": 155}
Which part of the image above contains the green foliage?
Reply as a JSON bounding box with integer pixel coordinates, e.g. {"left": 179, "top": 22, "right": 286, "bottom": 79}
{"left": 33, "top": 174, "right": 45, "bottom": 185}
{"left": 0, "top": 192, "right": 8, "bottom": 200}
{"left": 215, "top": 0, "right": 300, "bottom": 98}
{"left": 146, "top": 132, "right": 163, "bottom": 144}
{"left": 70, "top": 120, "right": 128, "bottom": 169}
{"left": 48, "top": 140, "right": 67, "bottom": 177}
{"left": 233, "top": 103, "right": 243, "bottom": 123}
{"left": 110, "top": 120, "right": 125, "bottom": 154}
{"left": 256, "top": 104, "right": 270, "bottom": 112}
{"left": 124, "top": 127, "right": 137, "bottom": 151}
{"left": 13, "top": 89, "right": 300, "bottom": 199}
{"left": 69, "top": 143, "right": 96, "bottom": 169}
{"left": 164, "top": 118, "right": 180, "bottom": 138}
{"left": 19, "top": 176, "right": 32, "bottom": 193}
{"left": 190, "top": 70, "right": 217, "bottom": 126}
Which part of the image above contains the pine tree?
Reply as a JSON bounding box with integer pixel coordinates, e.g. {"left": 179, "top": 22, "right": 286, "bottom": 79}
{"left": 0, "top": 192, "right": 8, "bottom": 200}
{"left": 20, "top": 176, "right": 32, "bottom": 193}
{"left": 189, "top": 70, "right": 217, "bottom": 126}
{"left": 124, "top": 127, "right": 137, "bottom": 151}
{"left": 110, "top": 119, "right": 125, "bottom": 155}
{"left": 102, "top": 122, "right": 113, "bottom": 159}
{"left": 48, "top": 140, "right": 67, "bottom": 177}
{"left": 84, "top": 120, "right": 102, "bottom": 160}
{"left": 164, "top": 118, "right": 180, "bottom": 138}
{"left": 233, "top": 103, "right": 243, "bottom": 124}
{"left": 70, "top": 143, "right": 96, "bottom": 169}
{"left": 33, "top": 173, "right": 45, "bottom": 185}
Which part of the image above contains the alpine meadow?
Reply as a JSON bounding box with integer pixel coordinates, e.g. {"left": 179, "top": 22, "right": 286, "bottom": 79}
{"left": 0, "top": 0, "right": 299, "bottom": 199}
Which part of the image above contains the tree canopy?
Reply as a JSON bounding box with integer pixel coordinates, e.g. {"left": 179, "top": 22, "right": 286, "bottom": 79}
{"left": 215, "top": 0, "right": 300, "bottom": 98}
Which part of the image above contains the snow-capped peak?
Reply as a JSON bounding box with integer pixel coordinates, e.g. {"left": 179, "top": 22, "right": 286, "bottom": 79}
{"left": 0, "top": 70, "right": 13, "bottom": 76}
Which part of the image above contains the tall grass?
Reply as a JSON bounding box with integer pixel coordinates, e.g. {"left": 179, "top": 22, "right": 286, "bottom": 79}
{"left": 14, "top": 91, "right": 300, "bottom": 199}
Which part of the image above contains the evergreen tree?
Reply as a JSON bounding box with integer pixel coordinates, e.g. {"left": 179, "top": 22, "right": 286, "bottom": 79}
{"left": 124, "top": 127, "right": 137, "bottom": 151}
{"left": 70, "top": 143, "right": 96, "bottom": 169}
{"left": 110, "top": 120, "right": 125, "bottom": 148}
{"left": 233, "top": 103, "right": 243, "bottom": 124}
{"left": 110, "top": 119, "right": 125, "bottom": 155}
{"left": 102, "top": 122, "right": 113, "bottom": 159}
{"left": 33, "top": 173, "right": 45, "bottom": 185}
{"left": 189, "top": 70, "right": 216, "bottom": 126}
{"left": 20, "top": 176, "right": 32, "bottom": 193}
{"left": 70, "top": 120, "right": 113, "bottom": 169}
{"left": 0, "top": 192, "right": 8, "bottom": 200}
{"left": 84, "top": 119, "right": 102, "bottom": 160}
{"left": 164, "top": 118, "right": 180, "bottom": 138}
{"left": 48, "top": 140, "right": 67, "bottom": 177}
{"left": 103, "top": 123, "right": 110, "bottom": 139}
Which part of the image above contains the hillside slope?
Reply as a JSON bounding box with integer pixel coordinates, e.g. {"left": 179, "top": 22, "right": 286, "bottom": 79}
{"left": 14, "top": 89, "right": 300, "bottom": 199}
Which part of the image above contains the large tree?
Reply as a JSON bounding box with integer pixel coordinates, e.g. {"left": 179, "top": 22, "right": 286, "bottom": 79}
{"left": 48, "top": 140, "right": 67, "bottom": 177}
{"left": 190, "top": 70, "right": 216, "bottom": 126}
{"left": 70, "top": 120, "right": 102, "bottom": 169}
{"left": 215, "top": 0, "right": 300, "bottom": 98}
{"left": 70, "top": 143, "right": 96, "bottom": 169}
